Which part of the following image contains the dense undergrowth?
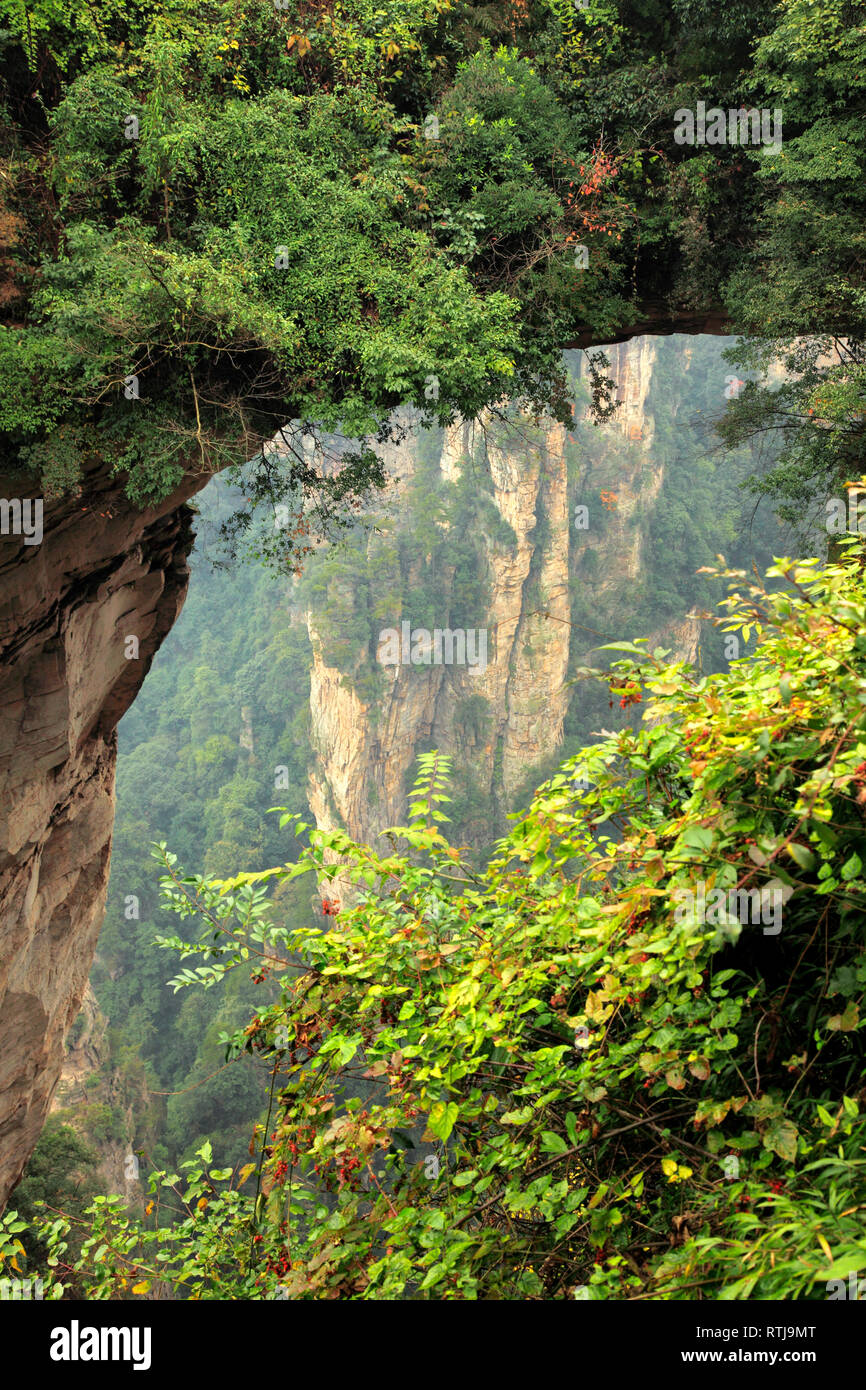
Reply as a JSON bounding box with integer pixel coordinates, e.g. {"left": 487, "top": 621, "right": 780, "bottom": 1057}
{"left": 5, "top": 509, "right": 865, "bottom": 1299}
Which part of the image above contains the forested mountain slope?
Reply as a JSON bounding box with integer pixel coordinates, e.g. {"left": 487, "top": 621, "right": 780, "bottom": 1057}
{"left": 69, "top": 334, "right": 793, "bottom": 1181}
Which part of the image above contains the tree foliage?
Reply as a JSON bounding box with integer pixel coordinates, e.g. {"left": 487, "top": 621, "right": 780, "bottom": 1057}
{"left": 3, "top": 0, "right": 864, "bottom": 551}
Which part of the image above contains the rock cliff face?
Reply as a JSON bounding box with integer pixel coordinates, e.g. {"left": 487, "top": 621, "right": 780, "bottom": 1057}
{"left": 305, "top": 338, "right": 701, "bottom": 862}
{"left": 307, "top": 415, "right": 573, "bottom": 849}
{"left": 49, "top": 981, "right": 145, "bottom": 1207}
{"left": 0, "top": 458, "right": 201, "bottom": 1207}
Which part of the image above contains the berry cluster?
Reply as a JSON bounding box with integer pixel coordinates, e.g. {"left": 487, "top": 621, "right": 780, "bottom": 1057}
{"left": 608, "top": 678, "right": 642, "bottom": 710}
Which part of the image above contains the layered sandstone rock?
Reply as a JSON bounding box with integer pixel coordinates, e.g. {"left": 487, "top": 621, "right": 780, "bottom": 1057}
{"left": 0, "top": 458, "right": 202, "bottom": 1207}
{"left": 306, "top": 414, "right": 573, "bottom": 854}
{"left": 304, "top": 338, "right": 700, "bottom": 863}
{"left": 50, "top": 981, "right": 147, "bottom": 1207}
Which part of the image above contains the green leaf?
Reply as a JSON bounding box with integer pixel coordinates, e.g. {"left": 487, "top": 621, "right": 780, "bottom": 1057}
{"left": 840, "top": 852, "right": 863, "bottom": 881}
{"left": 540, "top": 1131, "right": 569, "bottom": 1154}
{"left": 419, "top": 1262, "right": 446, "bottom": 1290}
{"left": 762, "top": 1119, "right": 798, "bottom": 1163}
{"left": 428, "top": 1101, "right": 459, "bottom": 1143}
{"left": 501, "top": 1106, "right": 535, "bottom": 1124}
{"left": 681, "top": 826, "right": 714, "bottom": 851}
{"left": 452, "top": 1170, "right": 477, "bottom": 1188}
{"left": 828, "top": 1000, "right": 859, "bottom": 1032}
{"left": 786, "top": 842, "right": 817, "bottom": 871}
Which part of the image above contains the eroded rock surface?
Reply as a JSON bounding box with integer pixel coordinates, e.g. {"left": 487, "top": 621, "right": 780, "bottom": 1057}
{"left": 306, "top": 339, "right": 700, "bottom": 865}
{"left": 0, "top": 458, "right": 201, "bottom": 1207}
